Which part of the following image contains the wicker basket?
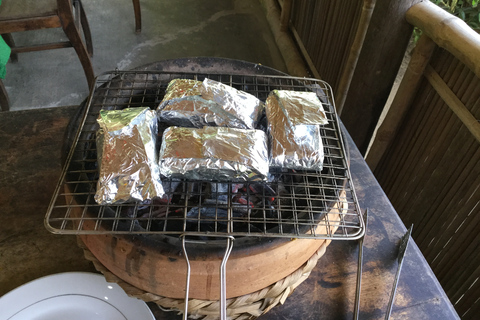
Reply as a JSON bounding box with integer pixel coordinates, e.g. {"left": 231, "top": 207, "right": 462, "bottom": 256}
{"left": 79, "top": 237, "right": 331, "bottom": 320}
{"left": 76, "top": 194, "right": 347, "bottom": 319}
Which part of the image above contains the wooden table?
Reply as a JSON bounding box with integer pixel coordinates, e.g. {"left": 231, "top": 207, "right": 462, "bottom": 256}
{"left": 0, "top": 105, "right": 459, "bottom": 319}
{"left": 255, "top": 122, "right": 460, "bottom": 319}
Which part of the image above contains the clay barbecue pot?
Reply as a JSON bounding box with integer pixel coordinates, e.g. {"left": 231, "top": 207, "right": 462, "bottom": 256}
{"left": 63, "top": 58, "right": 345, "bottom": 300}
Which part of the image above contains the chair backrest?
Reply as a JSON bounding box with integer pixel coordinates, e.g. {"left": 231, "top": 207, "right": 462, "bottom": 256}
{"left": 0, "top": 0, "right": 61, "bottom": 33}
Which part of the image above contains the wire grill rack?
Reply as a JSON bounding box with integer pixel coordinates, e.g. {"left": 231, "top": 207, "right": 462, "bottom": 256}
{"left": 45, "top": 71, "right": 364, "bottom": 240}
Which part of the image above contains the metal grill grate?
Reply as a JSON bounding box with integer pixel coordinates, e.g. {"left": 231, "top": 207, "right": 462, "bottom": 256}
{"left": 45, "top": 71, "right": 364, "bottom": 240}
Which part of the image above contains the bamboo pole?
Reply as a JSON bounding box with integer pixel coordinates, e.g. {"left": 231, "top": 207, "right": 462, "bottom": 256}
{"left": 280, "top": 0, "right": 293, "bottom": 32}
{"left": 406, "top": 0, "right": 480, "bottom": 79}
{"left": 424, "top": 64, "right": 480, "bottom": 143}
{"left": 365, "top": 35, "right": 437, "bottom": 171}
{"left": 341, "top": 0, "right": 421, "bottom": 154}
{"left": 258, "top": 0, "right": 309, "bottom": 77}
{"left": 335, "top": 0, "right": 377, "bottom": 115}
{"left": 290, "top": 25, "right": 322, "bottom": 79}
{"left": 376, "top": 44, "right": 449, "bottom": 193}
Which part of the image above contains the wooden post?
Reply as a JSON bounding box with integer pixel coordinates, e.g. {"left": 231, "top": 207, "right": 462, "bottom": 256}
{"left": 335, "top": 0, "right": 377, "bottom": 115}
{"left": 280, "top": 0, "right": 293, "bottom": 32}
{"left": 0, "top": 79, "right": 10, "bottom": 112}
{"left": 258, "top": 0, "right": 309, "bottom": 77}
{"left": 365, "top": 35, "right": 437, "bottom": 171}
{"left": 339, "top": 0, "right": 422, "bottom": 155}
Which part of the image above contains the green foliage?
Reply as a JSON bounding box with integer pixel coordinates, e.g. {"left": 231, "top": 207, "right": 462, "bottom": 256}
{"left": 413, "top": 0, "right": 480, "bottom": 43}
{"left": 431, "top": 0, "right": 480, "bottom": 30}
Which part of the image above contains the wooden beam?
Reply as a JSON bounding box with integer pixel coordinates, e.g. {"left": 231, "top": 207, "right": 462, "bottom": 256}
{"left": 406, "top": 0, "right": 480, "bottom": 79}
{"left": 365, "top": 35, "right": 437, "bottom": 171}
{"left": 289, "top": 24, "right": 322, "bottom": 79}
{"left": 424, "top": 64, "right": 480, "bottom": 143}
{"left": 0, "top": 16, "right": 61, "bottom": 33}
{"left": 340, "top": 0, "right": 422, "bottom": 155}
{"left": 11, "top": 42, "right": 72, "bottom": 54}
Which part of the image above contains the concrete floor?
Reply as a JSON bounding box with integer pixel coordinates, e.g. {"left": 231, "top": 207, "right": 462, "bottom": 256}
{"left": 3, "top": 0, "right": 287, "bottom": 111}
{"left": 0, "top": 0, "right": 288, "bottom": 306}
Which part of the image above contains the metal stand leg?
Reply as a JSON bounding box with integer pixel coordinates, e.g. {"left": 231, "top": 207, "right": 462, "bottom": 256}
{"left": 354, "top": 209, "right": 369, "bottom": 320}
{"left": 352, "top": 211, "right": 413, "bottom": 320}
{"left": 181, "top": 234, "right": 235, "bottom": 320}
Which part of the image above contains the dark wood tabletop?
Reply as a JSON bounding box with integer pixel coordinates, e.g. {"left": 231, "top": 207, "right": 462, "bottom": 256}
{"left": 255, "top": 122, "right": 460, "bottom": 319}
{"left": 0, "top": 105, "right": 458, "bottom": 319}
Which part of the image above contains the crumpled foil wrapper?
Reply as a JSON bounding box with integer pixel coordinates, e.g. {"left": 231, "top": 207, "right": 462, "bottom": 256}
{"left": 95, "top": 107, "right": 164, "bottom": 204}
{"left": 159, "top": 126, "right": 269, "bottom": 181}
{"left": 266, "top": 90, "right": 328, "bottom": 171}
{"left": 157, "top": 78, "right": 263, "bottom": 129}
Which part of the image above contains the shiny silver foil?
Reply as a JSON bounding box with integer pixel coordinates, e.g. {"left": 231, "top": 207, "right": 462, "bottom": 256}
{"left": 266, "top": 90, "right": 328, "bottom": 171}
{"left": 199, "top": 78, "right": 264, "bottom": 129}
{"left": 157, "top": 78, "right": 263, "bottom": 129}
{"left": 159, "top": 126, "right": 269, "bottom": 181}
{"left": 157, "top": 79, "right": 218, "bottom": 127}
{"left": 95, "top": 107, "right": 164, "bottom": 204}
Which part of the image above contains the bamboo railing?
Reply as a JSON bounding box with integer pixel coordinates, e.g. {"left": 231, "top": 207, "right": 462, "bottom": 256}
{"left": 262, "top": 1, "right": 478, "bottom": 316}
{"left": 287, "top": 0, "right": 363, "bottom": 91}
{"left": 367, "top": 2, "right": 480, "bottom": 318}
{"left": 283, "top": 0, "right": 420, "bottom": 154}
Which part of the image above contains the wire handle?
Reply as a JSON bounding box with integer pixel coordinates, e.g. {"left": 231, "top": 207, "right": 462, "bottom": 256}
{"left": 180, "top": 234, "right": 235, "bottom": 320}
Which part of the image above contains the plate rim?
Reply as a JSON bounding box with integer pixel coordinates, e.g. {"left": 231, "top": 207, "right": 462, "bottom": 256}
{"left": 7, "top": 293, "right": 129, "bottom": 320}
{"left": 0, "top": 272, "right": 154, "bottom": 320}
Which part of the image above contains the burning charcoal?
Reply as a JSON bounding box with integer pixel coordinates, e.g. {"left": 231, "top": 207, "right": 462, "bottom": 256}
{"left": 160, "top": 180, "right": 181, "bottom": 203}
{"left": 179, "top": 182, "right": 203, "bottom": 201}
{"left": 247, "top": 183, "right": 277, "bottom": 197}
{"left": 234, "top": 196, "right": 254, "bottom": 209}
{"left": 210, "top": 182, "right": 230, "bottom": 202}
{"left": 186, "top": 204, "right": 250, "bottom": 220}
{"left": 232, "top": 183, "right": 244, "bottom": 193}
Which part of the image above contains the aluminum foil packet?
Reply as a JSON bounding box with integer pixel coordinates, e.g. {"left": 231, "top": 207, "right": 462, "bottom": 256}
{"left": 95, "top": 107, "right": 164, "bottom": 204}
{"left": 157, "top": 78, "right": 263, "bottom": 129}
{"left": 159, "top": 126, "right": 269, "bottom": 181}
{"left": 266, "top": 90, "right": 328, "bottom": 171}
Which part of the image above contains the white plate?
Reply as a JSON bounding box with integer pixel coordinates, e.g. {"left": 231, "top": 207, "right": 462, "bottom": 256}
{"left": 0, "top": 272, "right": 155, "bottom": 320}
